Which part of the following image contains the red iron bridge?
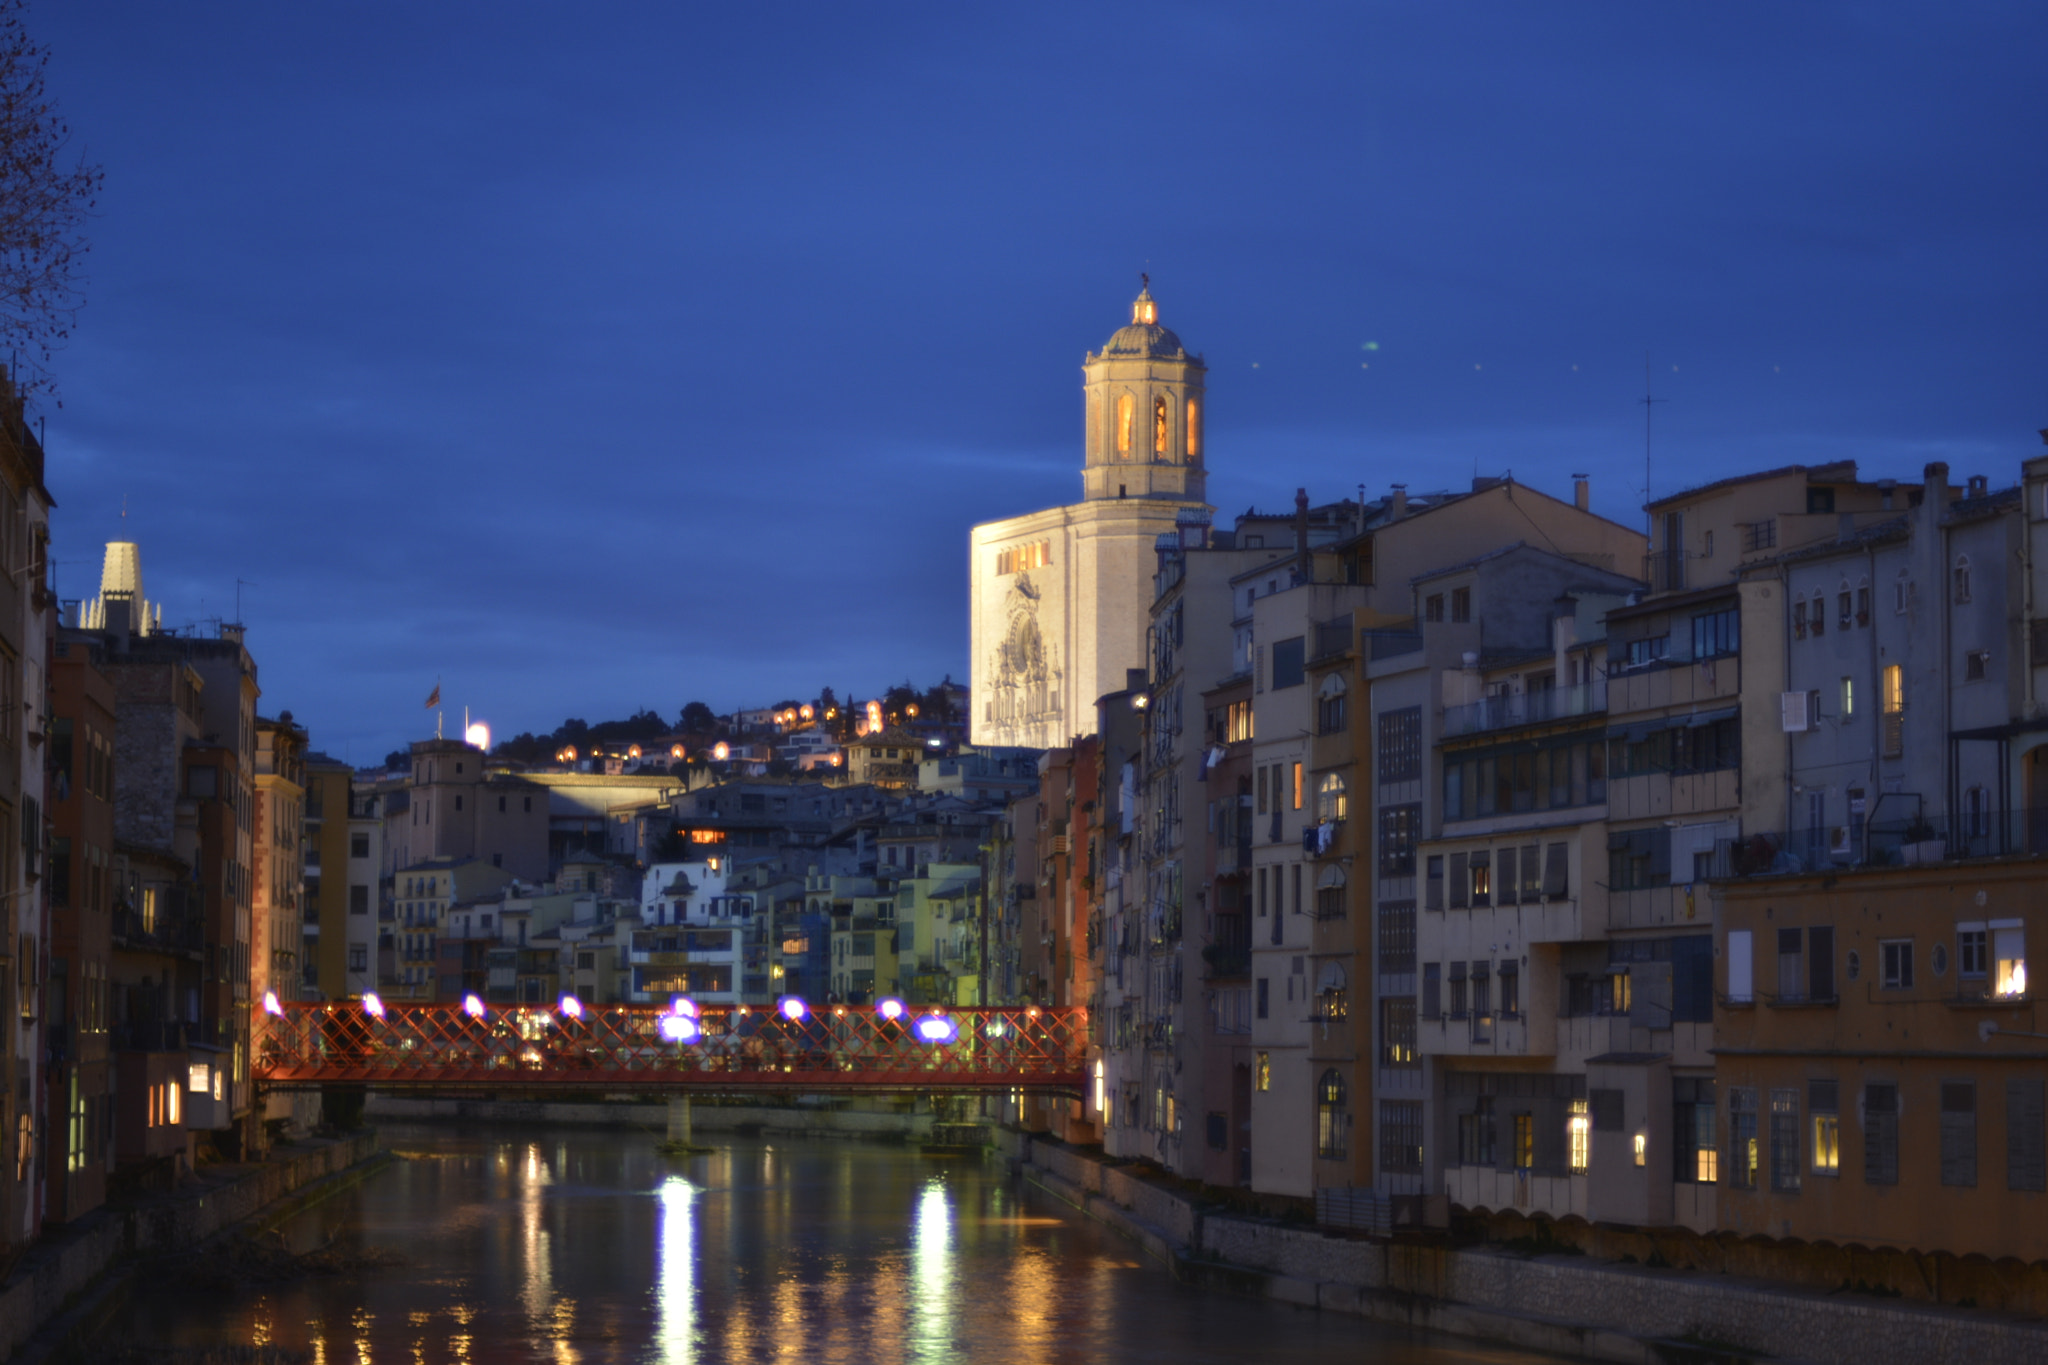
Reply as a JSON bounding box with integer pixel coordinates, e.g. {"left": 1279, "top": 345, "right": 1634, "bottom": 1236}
{"left": 252, "top": 995, "right": 1090, "bottom": 1095}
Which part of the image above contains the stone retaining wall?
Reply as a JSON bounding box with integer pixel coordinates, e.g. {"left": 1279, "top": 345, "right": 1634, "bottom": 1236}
{"left": 1016, "top": 1136, "right": 2048, "bottom": 1365}
{"left": 0, "top": 1131, "right": 383, "bottom": 1363}
{"left": 366, "top": 1094, "right": 934, "bottom": 1140}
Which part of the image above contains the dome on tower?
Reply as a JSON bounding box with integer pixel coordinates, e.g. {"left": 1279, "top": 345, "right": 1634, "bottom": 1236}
{"left": 1093, "top": 285, "right": 1190, "bottom": 360}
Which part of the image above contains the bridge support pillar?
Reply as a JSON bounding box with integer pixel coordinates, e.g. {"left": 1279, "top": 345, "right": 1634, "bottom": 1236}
{"left": 666, "top": 1095, "right": 692, "bottom": 1146}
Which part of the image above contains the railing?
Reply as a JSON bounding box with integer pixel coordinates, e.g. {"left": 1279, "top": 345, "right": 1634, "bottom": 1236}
{"left": 1364, "top": 628, "right": 1424, "bottom": 661}
{"left": 112, "top": 900, "right": 205, "bottom": 954}
{"left": 1643, "top": 550, "right": 1687, "bottom": 594}
{"left": 1441, "top": 681, "right": 1606, "bottom": 738}
{"left": 1202, "top": 944, "right": 1250, "bottom": 979}
{"left": 1711, "top": 808, "right": 2048, "bottom": 879}
{"left": 253, "top": 1001, "right": 1089, "bottom": 1093}
{"left": 1312, "top": 619, "right": 1353, "bottom": 662}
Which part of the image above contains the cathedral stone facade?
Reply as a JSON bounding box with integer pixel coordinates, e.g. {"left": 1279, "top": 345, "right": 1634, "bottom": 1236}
{"left": 970, "top": 287, "right": 1211, "bottom": 749}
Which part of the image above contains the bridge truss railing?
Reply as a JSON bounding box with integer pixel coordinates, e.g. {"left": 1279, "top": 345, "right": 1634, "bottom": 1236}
{"left": 253, "top": 1000, "right": 1089, "bottom": 1094}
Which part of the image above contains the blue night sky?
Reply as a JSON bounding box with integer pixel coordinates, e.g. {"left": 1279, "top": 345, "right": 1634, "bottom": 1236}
{"left": 34, "top": 2, "right": 2048, "bottom": 765}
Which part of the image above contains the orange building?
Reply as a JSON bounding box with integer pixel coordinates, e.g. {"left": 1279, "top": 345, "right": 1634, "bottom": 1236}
{"left": 1714, "top": 858, "right": 2047, "bottom": 1260}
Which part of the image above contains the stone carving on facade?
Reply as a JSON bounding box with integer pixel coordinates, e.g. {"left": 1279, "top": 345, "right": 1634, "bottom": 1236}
{"left": 985, "top": 572, "right": 1062, "bottom": 747}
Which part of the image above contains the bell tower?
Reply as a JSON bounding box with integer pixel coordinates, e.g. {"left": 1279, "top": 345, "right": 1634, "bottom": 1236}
{"left": 1080, "top": 282, "right": 1208, "bottom": 502}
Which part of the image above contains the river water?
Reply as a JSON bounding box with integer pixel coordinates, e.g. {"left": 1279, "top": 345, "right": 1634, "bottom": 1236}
{"left": 114, "top": 1124, "right": 1553, "bottom": 1364}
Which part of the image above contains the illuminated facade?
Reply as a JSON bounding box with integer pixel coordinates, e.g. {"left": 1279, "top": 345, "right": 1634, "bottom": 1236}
{"left": 969, "top": 286, "right": 1210, "bottom": 749}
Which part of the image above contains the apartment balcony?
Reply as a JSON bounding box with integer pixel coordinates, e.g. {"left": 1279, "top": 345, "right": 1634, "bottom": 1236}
{"left": 1712, "top": 808, "right": 2048, "bottom": 879}
{"left": 1441, "top": 682, "right": 1606, "bottom": 739}
{"left": 1362, "top": 625, "right": 1424, "bottom": 661}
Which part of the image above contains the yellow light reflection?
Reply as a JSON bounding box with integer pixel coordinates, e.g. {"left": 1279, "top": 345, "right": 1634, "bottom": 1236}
{"left": 657, "top": 1176, "right": 696, "bottom": 1364}
{"left": 910, "top": 1178, "right": 951, "bottom": 1361}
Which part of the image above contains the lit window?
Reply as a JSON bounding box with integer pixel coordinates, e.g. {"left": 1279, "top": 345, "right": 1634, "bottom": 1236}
{"left": 1632, "top": 1132, "right": 1647, "bottom": 1167}
{"left": 1255, "top": 1051, "right": 1271, "bottom": 1092}
{"left": 1184, "top": 397, "right": 1200, "bottom": 460}
{"left": 1568, "top": 1099, "right": 1590, "bottom": 1173}
{"left": 1116, "top": 392, "right": 1134, "bottom": 456}
{"left": 1153, "top": 395, "right": 1169, "bottom": 455}
{"left": 1840, "top": 676, "right": 1853, "bottom": 717}
{"left": 1994, "top": 923, "right": 2027, "bottom": 999}
{"left": 1316, "top": 772, "right": 1348, "bottom": 823}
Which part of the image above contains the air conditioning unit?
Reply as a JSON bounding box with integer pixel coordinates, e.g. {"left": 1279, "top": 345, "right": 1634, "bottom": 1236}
{"left": 1828, "top": 825, "right": 1852, "bottom": 857}
{"left": 1780, "top": 691, "right": 1810, "bottom": 732}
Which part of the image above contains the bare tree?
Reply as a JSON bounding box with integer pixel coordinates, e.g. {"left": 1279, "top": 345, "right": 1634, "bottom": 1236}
{"left": 0, "top": 0, "right": 100, "bottom": 399}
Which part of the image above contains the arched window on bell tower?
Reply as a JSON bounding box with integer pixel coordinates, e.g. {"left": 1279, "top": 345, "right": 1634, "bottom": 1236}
{"left": 1116, "top": 392, "right": 1134, "bottom": 458}
{"left": 1153, "top": 396, "right": 1169, "bottom": 456}
{"left": 1185, "top": 397, "right": 1201, "bottom": 462}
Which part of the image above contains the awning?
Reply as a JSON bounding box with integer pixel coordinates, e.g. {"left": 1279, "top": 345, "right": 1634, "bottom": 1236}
{"left": 1686, "top": 706, "right": 1738, "bottom": 728}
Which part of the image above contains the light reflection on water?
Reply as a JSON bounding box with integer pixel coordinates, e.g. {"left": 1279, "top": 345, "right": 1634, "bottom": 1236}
{"left": 111, "top": 1124, "right": 1558, "bottom": 1365}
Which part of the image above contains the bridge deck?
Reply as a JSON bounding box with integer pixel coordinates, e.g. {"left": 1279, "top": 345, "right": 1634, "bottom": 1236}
{"left": 253, "top": 1001, "right": 1089, "bottom": 1093}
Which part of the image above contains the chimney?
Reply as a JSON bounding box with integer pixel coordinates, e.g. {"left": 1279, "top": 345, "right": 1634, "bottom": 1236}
{"left": 1391, "top": 483, "right": 1408, "bottom": 520}
{"left": 1294, "top": 488, "right": 1311, "bottom": 581}
{"left": 1924, "top": 461, "right": 1950, "bottom": 504}
{"left": 1573, "top": 474, "right": 1590, "bottom": 511}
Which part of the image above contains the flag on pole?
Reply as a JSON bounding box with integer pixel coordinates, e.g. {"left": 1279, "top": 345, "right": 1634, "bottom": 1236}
{"left": 425, "top": 683, "right": 441, "bottom": 708}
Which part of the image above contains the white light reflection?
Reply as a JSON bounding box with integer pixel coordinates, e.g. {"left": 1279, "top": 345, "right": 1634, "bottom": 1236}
{"left": 656, "top": 1176, "right": 697, "bottom": 1363}
{"left": 910, "top": 1178, "right": 952, "bottom": 1361}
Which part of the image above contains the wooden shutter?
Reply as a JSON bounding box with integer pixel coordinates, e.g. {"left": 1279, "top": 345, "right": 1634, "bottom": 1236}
{"left": 1940, "top": 1082, "right": 1977, "bottom": 1188}
{"left": 1631, "top": 960, "right": 1674, "bottom": 1029}
{"left": 1864, "top": 1084, "right": 1898, "bottom": 1185}
{"left": 1543, "top": 842, "right": 1569, "bottom": 898}
{"left": 1449, "top": 853, "right": 1468, "bottom": 909}
{"left": 1808, "top": 926, "right": 1835, "bottom": 1001}
{"left": 2008, "top": 1078, "right": 2046, "bottom": 1191}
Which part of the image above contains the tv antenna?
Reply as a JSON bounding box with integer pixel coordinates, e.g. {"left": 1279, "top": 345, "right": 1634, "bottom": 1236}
{"left": 1640, "top": 353, "right": 1666, "bottom": 534}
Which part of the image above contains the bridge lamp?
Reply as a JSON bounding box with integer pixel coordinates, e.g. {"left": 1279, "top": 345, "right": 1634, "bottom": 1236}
{"left": 262, "top": 990, "right": 283, "bottom": 1017}
{"left": 362, "top": 992, "right": 386, "bottom": 1019}
{"left": 876, "top": 997, "right": 906, "bottom": 1022}
{"left": 671, "top": 996, "right": 700, "bottom": 1018}
{"left": 463, "top": 994, "right": 487, "bottom": 1019}
{"left": 778, "top": 996, "right": 807, "bottom": 1023}
{"left": 659, "top": 1013, "right": 701, "bottom": 1044}
{"left": 560, "top": 995, "right": 584, "bottom": 1020}
{"left": 914, "top": 1014, "right": 959, "bottom": 1045}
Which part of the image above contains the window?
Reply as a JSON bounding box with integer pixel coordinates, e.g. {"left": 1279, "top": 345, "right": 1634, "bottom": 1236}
{"left": 1185, "top": 397, "right": 1200, "bottom": 459}
{"left": 1965, "top": 649, "right": 1990, "bottom": 682}
{"left": 1776, "top": 927, "right": 1804, "bottom": 1002}
{"left": 1316, "top": 771, "right": 1348, "bottom": 823}
{"left": 1424, "top": 855, "right": 1443, "bottom": 910}
{"left": 1469, "top": 851, "right": 1490, "bottom": 907}
{"left": 1863, "top": 1083, "right": 1899, "bottom": 1185}
{"left": 1702, "top": 529, "right": 1714, "bottom": 559}
{"left": 1377, "top": 708, "right": 1422, "bottom": 783}
{"left": 1880, "top": 939, "right": 1914, "bottom": 990}
{"left": 1255, "top": 1051, "right": 1270, "bottom": 1091}
{"left": 1837, "top": 581, "right": 1852, "bottom": 630}
{"left": 1856, "top": 578, "right": 1870, "bottom": 625}
{"left": 1623, "top": 634, "right": 1671, "bottom": 667}
{"left": 1675, "top": 1079, "right": 1718, "bottom": 1184}
{"left": 1543, "top": 842, "right": 1569, "bottom": 900}
{"left": 1729, "top": 1088, "right": 1759, "bottom": 1189}
{"left": 1896, "top": 571, "right": 1911, "bottom": 614}
{"left": 1691, "top": 607, "right": 1739, "bottom": 660}
{"left": 349, "top": 885, "right": 369, "bottom": 915}
{"left": 1450, "top": 587, "right": 1471, "bottom": 623}
{"left": 1954, "top": 554, "right": 1972, "bottom": 604}
{"left": 1272, "top": 638, "right": 1306, "bottom": 690}
{"left": 1316, "top": 1071, "right": 1348, "bottom": 1159}
{"left": 1225, "top": 699, "right": 1253, "bottom": 743}
{"left": 1424, "top": 593, "right": 1444, "bottom": 623}
{"left": 1568, "top": 1099, "right": 1590, "bottom": 1173}
{"left": 1378, "top": 902, "right": 1415, "bottom": 974}
{"left": 1422, "top": 963, "right": 1441, "bottom": 1019}
{"left": 1458, "top": 1096, "right": 1495, "bottom": 1167}
{"left": 1378, "top": 805, "right": 1418, "bottom": 877}
{"left": 1498, "top": 961, "right": 1520, "bottom": 1016}
{"left": 1381, "top": 997, "right": 1417, "bottom": 1067}
{"left": 1770, "top": 1090, "right": 1801, "bottom": 1192}
{"left": 1880, "top": 663, "right": 1904, "bottom": 757}
{"left": 348, "top": 946, "right": 368, "bottom": 972}
{"left": 1809, "top": 1080, "right": 1840, "bottom": 1174}
{"left": 1153, "top": 395, "right": 1169, "bottom": 455}
{"left": 1806, "top": 486, "right": 1835, "bottom": 514}
{"left": 1317, "top": 677, "right": 1348, "bottom": 735}
{"left": 1957, "top": 925, "right": 1988, "bottom": 978}
{"left": 1840, "top": 676, "right": 1853, "bottom": 717}
{"left": 1513, "top": 1113, "right": 1534, "bottom": 1170}
{"left": 1992, "top": 922, "right": 2026, "bottom": 999}
{"left": 1941, "top": 1082, "right": 1977, "bottom": 1188}
{"left": 1727, "top": 930, "right": 1753, "bottom": 1003}
{"left": 1255, "top": 978, "right": 1268, "bottom": 1019}
{"left": 1448, "top": 962, "right": 1468, "bottom": 1017}
{"left": 1116, "top": 391, "right": 1133, "bottom": 455}
{"left": 1380, "top": 1100, "right": 1423, "bottom": 1174}
{"left": 1291, "top": 762, "right": 1303, "bottom": 811}
{"left": 1793, "top": 597, "right": 1808, "bottom": 640}
{"left": 350, "top": 833, "right": 370, "bottom": 858}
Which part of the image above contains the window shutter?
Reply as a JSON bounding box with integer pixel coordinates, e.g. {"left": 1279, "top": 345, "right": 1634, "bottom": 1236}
{"left": 2008, "top": 1078, "right": 2046, "bottom": 1191}
{"left": 1521, "top": 844, "right": 1542, "bottom": 900}
{"left": 1727, "top": 930, "right": 1753, "bottom": 1003}
{"left": 1630, "top": 960, "right": 1674, "bottom": 1029}
{"left": 1808, "top": 926, "right": 1835, "bottom": 1001}
{"left": 1940, "top": 1083, "right": 1977, "bottom": 1188}
{"left": 1421, "top": 964, "right": 1441, "bottom": 1019}
{"left": 1781, "top": 690, "right": 1810, "bottom": 732}
{"left": 1449, "top": 853, "right": 1468, "bottom": 909}
{"left": 1670, "top": 935, "right": 1713, "bottom": 1023}
{"left": 1863, "top": 1084, "right": 1899, "bottom": 1185}
{"left": 1497, "top": 847, "right": 1518, "bottom": 906}
{"left": 1543, "top": 842, "right": 1569, "bottom": 898}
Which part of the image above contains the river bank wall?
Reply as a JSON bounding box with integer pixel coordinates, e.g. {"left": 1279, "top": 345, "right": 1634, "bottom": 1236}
{"left": 1, "top": 1129, "right": 385, "bottom": 1363}
{"left": 365, "top": 1093, "right": 938, "bottom": 1141}
{"left": 1005, "top": 1132, "right": 2048, "bottom": 1365}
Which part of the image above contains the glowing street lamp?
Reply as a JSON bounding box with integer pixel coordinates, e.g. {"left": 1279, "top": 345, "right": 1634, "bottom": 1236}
{"left": 262, "top": 990, "right": 283, "bottom": 1017}
{"left": 464, "top": 720, "right": 492, "bottom": 752}
{"left": 778, "top": 996, "right": 807, "bottom": 1023}
{"left": 463, "top": 994, "right": 487, "bottom": 1019}
{"left": 671, "top": 744, "right": 686, "bottom": 760}
{"left": 913, "top": 1013, "right": 959, "bottom": 1045}
{"left": 560, "top": 995, "right": 584, "bottom": 1020}
{"left": 875, "top": 997, "right": 906, "bottom": 1022}
{"left": 712, "top": 742, "right": 730, "bottom": 762}
{"left": 362, "top": 992, "right": 386, "bottom": 1019}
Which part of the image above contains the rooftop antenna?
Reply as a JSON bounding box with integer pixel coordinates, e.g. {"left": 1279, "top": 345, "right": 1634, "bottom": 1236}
{"left": 1640, "top": 352, "right": 1665, "bottom": 535}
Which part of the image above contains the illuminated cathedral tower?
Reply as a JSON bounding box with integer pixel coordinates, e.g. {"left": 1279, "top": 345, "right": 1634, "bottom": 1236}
{"left": 969, "top": 284, "right": 1213, "bottom": 749}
